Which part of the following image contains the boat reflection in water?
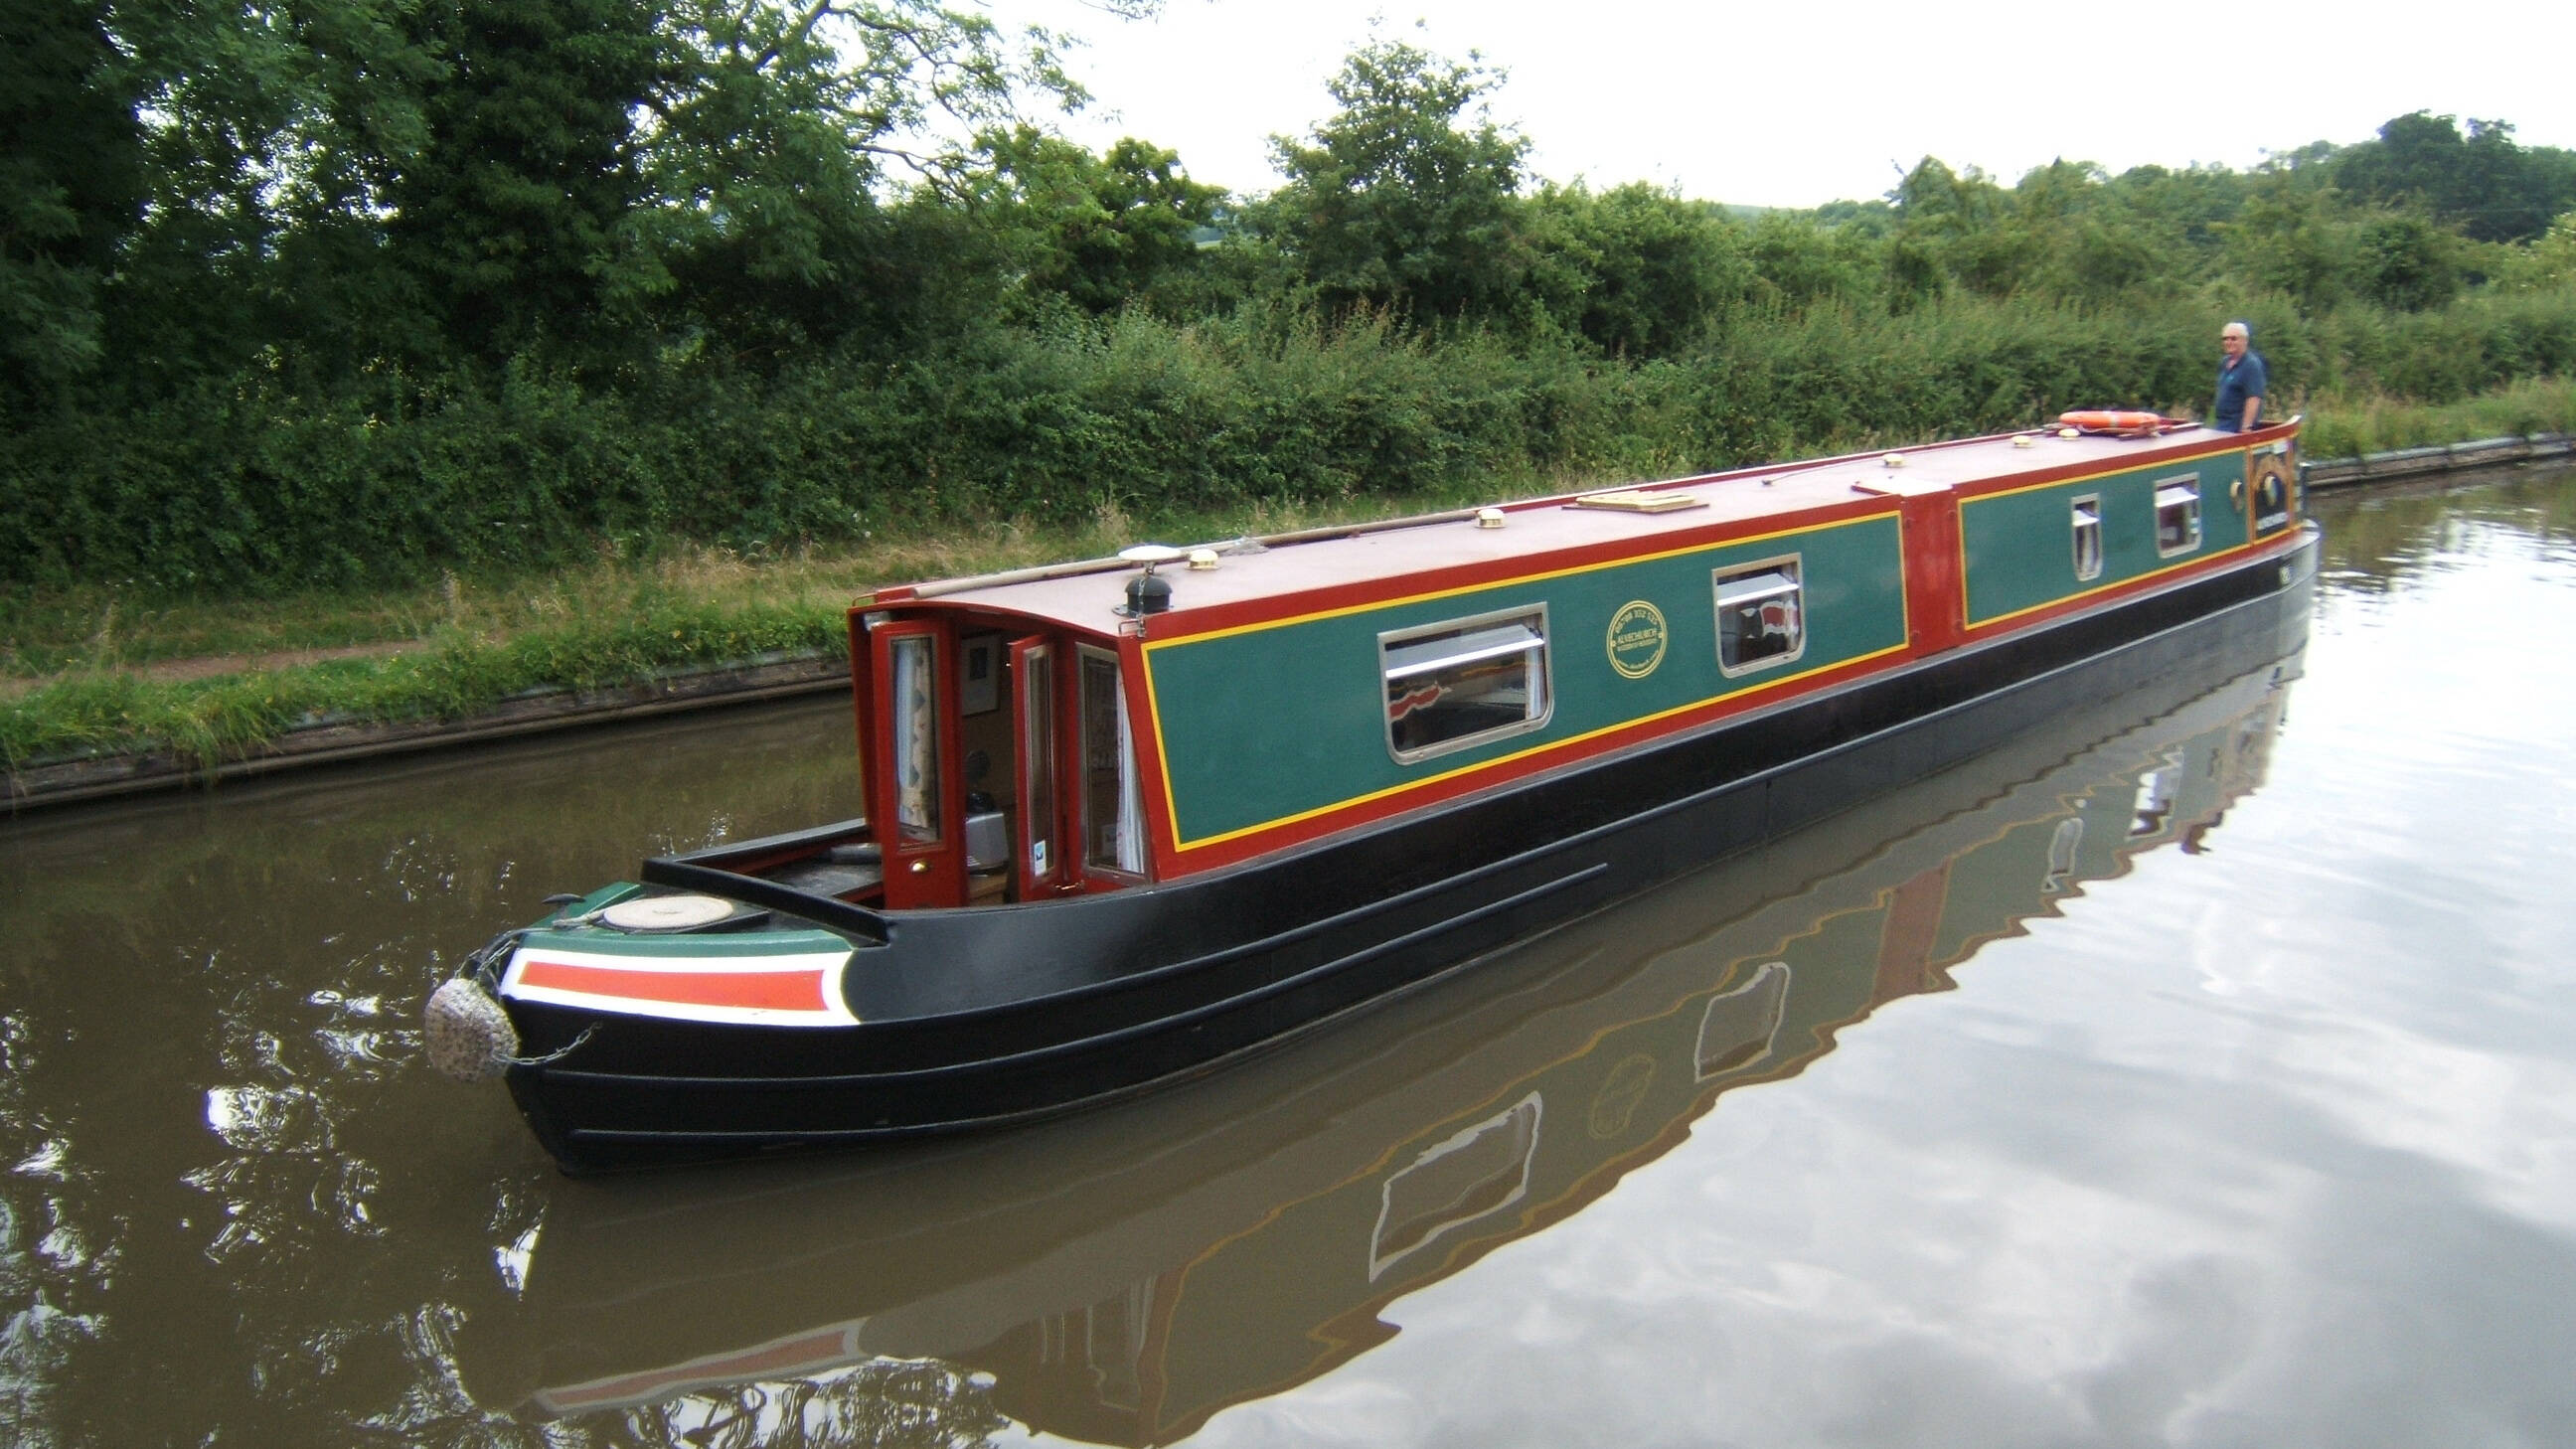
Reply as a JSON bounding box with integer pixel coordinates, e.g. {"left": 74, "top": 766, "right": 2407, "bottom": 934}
{"left": 474, "top": 639, "right": 2302, "bottom": 1446}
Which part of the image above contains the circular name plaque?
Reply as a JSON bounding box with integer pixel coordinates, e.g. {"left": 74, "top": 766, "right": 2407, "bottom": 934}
{"left": 1606, "top": 600, "right": 1669, "bottom": 679}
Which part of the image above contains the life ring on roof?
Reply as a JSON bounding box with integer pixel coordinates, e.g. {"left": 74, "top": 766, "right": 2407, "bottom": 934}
{"left": 2058, "top": 409, "right": 2174, "bottom": 436}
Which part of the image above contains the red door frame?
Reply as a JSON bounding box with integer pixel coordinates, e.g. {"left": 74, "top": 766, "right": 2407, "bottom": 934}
{"left": 870, "top": 617, "right": 968, "bottom": 909}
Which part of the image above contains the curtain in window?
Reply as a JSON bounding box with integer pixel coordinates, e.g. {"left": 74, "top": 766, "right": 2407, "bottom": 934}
{"left": 1113, "top": 684, "right": 1146, "bottom": 874}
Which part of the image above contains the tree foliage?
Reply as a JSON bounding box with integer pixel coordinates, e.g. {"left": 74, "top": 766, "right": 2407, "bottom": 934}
{"left": 2336, "top": 111, "right": 2576, "bottom": 242}
{"left": 4, "top": 6, "right": 2575, "bottom": 597}
{"left": 1260, "top": 34, "right": 1529, "bottom": 322}
{"left": 977, "top": 127, "right": 1224, "bottom": 314}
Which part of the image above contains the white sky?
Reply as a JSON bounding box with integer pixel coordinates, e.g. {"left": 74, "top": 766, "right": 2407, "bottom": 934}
{"left": 995, "top": 0, "right": 2576, "bottom": 209}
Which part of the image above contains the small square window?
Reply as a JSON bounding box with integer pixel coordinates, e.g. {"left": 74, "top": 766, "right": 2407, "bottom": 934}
{"left": 2071, "top": 496, "right": 2104, "bottom": 581}
{"left": 1714, "top": 558, "right": 1804, "bottom": 676}
{"left": 1381, "top": 608, "right": 1551, "bottom": 762}
{"left": 2156, "top": 476, "right": 2201, "bottom": 557}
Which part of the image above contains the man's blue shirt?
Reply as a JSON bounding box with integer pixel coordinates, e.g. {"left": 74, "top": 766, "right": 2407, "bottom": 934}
{"left": 2213, "top": 351, "right": 2267, "bottom": 432}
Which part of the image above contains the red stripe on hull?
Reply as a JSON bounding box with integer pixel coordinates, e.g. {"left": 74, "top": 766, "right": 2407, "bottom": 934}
{"left": 516, "top": 959, "right": 831, "bottom": 1014}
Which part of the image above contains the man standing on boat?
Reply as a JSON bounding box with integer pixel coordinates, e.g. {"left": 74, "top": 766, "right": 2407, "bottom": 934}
{"left": 2212, "top": 321, "right": 2267, "bottom": 432}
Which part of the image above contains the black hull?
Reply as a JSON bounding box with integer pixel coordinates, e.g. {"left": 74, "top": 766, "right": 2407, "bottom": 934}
{"left": 508, "top": 526, "right": 2319, "bottom": 1171}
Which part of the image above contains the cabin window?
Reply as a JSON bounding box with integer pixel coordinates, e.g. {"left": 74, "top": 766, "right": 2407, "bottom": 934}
{"left": 1713, "top": 558, "right": 1804, "bottom": 676}
{"left": 1380, "top": 607, "right": 1552, "bottom": 763}
{"left": 2071, "top": 496, "right": 2104, "bottom": 581}
{"left": 1079, "top": 648, "right": 1146, "bottom": 875}
{"left": 2156, "top": 475, "right": 2201, "bottom": 557}
{"left": 889, "top": 634, "right": 942, "bottom": 844}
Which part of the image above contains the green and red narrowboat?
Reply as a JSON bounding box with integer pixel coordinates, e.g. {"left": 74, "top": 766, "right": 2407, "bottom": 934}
{"left": 426, "top": 417, "right": 2317, "bottom": 1173}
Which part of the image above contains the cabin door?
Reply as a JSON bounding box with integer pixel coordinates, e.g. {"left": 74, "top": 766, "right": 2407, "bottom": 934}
{"left": 870, "top": 618, "right": 968, "bottom": 909}
{"left": 1008, "top": 634, "right": 1073, "bottom": 898}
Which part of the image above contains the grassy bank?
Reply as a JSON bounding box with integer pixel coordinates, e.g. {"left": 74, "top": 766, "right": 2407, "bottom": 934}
{"left": 2293, "top": 375, "right": 2576, "bottom": 458}
{"left": 8, "top": 378, "right": 2569, "bottom": 778}
{"left": 0, "top": 489, "right": 1517, "bottom": 771}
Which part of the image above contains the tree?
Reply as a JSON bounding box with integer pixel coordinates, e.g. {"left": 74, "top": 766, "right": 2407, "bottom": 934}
{"left": 977, "top": 128, "right": 1224, "bottom": 314}
{"left": 2222, "top": 169, "right": 2361, "bottom": 311}
{"left": 385, "top": 0, "right": 664, "bottom": 360}
{"left": 1262, "top": 33, "right": 1529, "bottom": 322}
{"left": 1886, "top": 157, "right": 2024, "bottom": 300}
{"left": 2336, "top": 111, "right": 2576, "bottom": 243}
{"left": 634, "top": 0, "right": 1099, "bottom": 356}
{"left": 93, "top": 0, "right": 446, "bottom": 387}
{"left": 0, "top": 0, "right": 144, "bottom": 402}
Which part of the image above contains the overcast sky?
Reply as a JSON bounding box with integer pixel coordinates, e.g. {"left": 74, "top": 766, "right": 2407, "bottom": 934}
{"left": 992, "top": 0, "right": 2576, "bottom": 209}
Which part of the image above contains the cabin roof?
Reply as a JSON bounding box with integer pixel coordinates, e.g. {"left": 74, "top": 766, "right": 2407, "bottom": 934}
{"left": 891, "top": 423, "right": 2265, "bottom": 635}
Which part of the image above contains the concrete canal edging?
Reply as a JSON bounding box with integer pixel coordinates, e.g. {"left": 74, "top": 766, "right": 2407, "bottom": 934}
{"left": 2301, "top": 432, "right": 2572, "bottom": 487}
{"left": 9, "top": 432, "right": 2570, "bottom": 815}
{"left": 5, "top": 650, "right": 850, "bottom": 813}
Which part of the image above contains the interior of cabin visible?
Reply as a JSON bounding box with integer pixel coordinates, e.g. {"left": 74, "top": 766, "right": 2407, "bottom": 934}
{"left": 840, "top": 609, "right": 1147, "bottom": 911}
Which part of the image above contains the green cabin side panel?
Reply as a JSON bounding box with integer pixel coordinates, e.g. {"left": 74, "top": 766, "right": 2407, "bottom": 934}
{"left": 1144, "top": 516, "right": 1909, "bottom": 846}
{"left": 1960, "top": 452, "right": 2250, "bottom": 627}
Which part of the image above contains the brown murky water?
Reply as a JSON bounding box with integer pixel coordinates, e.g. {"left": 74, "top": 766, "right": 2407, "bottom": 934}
{"left": 5, "top": 467, "right": 2575, "bottom": 1448}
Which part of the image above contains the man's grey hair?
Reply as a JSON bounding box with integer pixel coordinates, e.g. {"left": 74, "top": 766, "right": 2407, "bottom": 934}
{"left": 2223, "top": 320, "right": 2252, "bottom": 340}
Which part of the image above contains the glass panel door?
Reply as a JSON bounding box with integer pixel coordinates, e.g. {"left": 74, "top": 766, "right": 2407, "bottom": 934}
{"left": 1010, "top": 635, "right": 1066, "bottom": 898}
{"left": 870, "top": 618, "right": 965, "bottom": 908}
{"left": 1078, "top": 647, "right": 1146, "bottom": 877}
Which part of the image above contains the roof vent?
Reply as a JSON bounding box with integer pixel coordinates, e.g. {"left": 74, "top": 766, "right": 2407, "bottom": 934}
{"left": 1115, "top": 544, "right": 1184, "bottom": 616}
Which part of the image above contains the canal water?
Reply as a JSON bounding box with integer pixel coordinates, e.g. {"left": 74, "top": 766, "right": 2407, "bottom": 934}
{"left": 5, "top": 467, "right": 2574, "bottom": 1448}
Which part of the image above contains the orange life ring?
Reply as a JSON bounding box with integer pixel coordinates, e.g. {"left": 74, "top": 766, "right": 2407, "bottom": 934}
{"left": 2058, "top": 409, "right": 2169, "bottom": 434}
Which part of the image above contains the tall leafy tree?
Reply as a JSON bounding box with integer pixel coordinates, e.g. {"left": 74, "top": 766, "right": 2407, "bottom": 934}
{"left": 93, "top": 0, "right": 441, "bottom": 387}
{"left": 638, "top": 0, "right": 1094, "bottom": 355}
{"left": 1262, "top": 34, "right": 1528, "bottom": 322}
{"left": 976, "top": 128, "right": 1224, "bottom": 315}
{"left": 2337, "top": 111, "right": 2576, "bottom": 243}
{"left": 0, "top": 0, "right": 144, "bottom": 402}
{"left": 385, "top": 0, "right": 663, "bottom": 360}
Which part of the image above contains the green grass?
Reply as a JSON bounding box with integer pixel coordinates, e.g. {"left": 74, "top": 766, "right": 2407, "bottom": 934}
{"left": 0, "top": 600, "right": 840, "bottom": 770}
{"left": 0, "top": 486, "right": 1530, "bottom": 771}
{"left": 2294, "top": 376, "right": 2576, "bottom": 459}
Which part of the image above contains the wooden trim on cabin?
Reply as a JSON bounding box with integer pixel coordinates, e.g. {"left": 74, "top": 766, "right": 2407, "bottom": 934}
{"left": 1938, "top": 419, "right": 2298, "bottom": 502}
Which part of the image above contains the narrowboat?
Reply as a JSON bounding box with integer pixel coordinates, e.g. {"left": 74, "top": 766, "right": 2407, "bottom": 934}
{"left": 462, "top": 641, "right": 2305, "bottom": 1435}
{"left": 425, "top": 416, "right": 2318, "bottom": 1172}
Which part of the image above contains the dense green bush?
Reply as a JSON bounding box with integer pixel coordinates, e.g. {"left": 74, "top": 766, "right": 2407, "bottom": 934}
{"left": 12, "top": 285, "right": 2576, "bottom": 596}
